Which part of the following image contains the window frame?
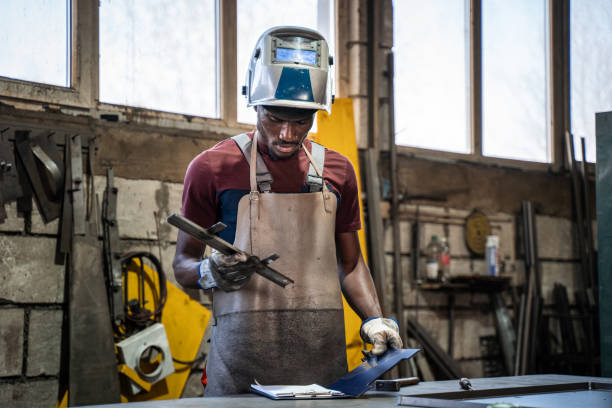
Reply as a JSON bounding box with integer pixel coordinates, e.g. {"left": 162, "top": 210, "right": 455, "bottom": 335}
{"left": 394, "top": 0, "right": 570, "bottom": 172}
{"left": 0, "top": 0, "right": 576, "bottom": 173}
{"left": 0, "top": 0, "right": 95, "bottom": 108}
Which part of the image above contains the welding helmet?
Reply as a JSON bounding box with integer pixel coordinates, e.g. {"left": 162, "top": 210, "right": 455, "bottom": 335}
{"left": 242, "top": 26, "right": 334, "bottom": 113}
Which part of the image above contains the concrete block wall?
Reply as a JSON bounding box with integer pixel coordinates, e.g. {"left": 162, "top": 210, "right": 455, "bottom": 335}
{"left": 382, "top": 204, "right": 586, "bottom": 378}
{"left": 0, "top": 175, "right": 210, "bottom": 406}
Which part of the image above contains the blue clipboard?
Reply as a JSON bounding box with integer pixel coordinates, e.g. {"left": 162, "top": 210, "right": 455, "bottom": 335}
{"left": 250, "top": 348, "right": 420, "bottom": 399}
{"left": 327, "top": 348, "right": 421, "bottom": 397}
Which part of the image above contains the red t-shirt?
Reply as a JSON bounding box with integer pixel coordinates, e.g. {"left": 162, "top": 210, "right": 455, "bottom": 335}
{"left": 181, "top": 132, "right": 361, "bottom": 243}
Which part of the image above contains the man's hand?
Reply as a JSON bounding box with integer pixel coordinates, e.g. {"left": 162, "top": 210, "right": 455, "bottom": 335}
{"left": 360, "top": 317, "right": 403, "bottom": 356}
{"left": 200, "top": 249, "right": 257, "bottom": 292}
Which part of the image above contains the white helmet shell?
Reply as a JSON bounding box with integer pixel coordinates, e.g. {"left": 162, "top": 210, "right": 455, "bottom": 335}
{"left": 243, "top": 26, "right": 333, "bottom": 113}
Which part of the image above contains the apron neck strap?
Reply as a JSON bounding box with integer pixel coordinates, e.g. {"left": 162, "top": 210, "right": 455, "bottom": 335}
{"left": 250, "top": 131, "right": 259, "bottom": 193}
{"left": 302, "top": 142, "right": 329, "bottom": 193}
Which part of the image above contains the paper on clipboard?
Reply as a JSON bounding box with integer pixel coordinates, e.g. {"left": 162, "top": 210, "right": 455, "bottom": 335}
{"left": 250, "top": 384, "right": 347, "bottom": 399}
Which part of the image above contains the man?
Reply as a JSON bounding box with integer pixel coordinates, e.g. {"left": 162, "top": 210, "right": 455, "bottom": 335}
{"left": 172, "top": 26, "right": 401, "bottom": 396}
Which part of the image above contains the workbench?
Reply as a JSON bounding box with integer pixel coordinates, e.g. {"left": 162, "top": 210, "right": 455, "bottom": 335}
{"left": 83, "top": 374, "right": 612, "bottom": 407}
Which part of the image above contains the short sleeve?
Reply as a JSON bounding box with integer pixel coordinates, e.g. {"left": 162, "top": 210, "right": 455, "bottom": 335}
{"left": 335, "top": 159, "right": 362, "bottom": 233}
{"left": 181, "top": 152, "right": 218, "bottom": 229}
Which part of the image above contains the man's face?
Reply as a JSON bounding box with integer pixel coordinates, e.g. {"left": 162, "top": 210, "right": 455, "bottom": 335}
{"left": 256, "top": 106, "right": 315, "bottom": 159}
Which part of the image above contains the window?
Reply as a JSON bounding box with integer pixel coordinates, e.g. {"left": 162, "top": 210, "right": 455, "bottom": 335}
{"left": 0, "top": 0, "right": 71, "bottom": 87}
{"left": 99, "top": 0, "right": 218, "bottom": 117}
{"left": 393, "top": 0, "right": 470, "bottom": 153}
{"left": 482, "top": 0, "right": 549, "bottom": 162}
{"left": 236, "top": 0, "right": 335, "bottom": 125}
{"left": 570, "top": 0, "right": 612, "bottom": 163}
{"left": 393, "top": 0, "right": 551, "bottom": 163}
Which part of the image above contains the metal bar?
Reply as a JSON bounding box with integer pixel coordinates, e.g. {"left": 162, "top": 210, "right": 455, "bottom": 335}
{"left": 364, "top": 149, "right": 389, "bottom": 314}
{"left": 565, "top": 131, "right": 589, "bottom": 290}
{"left": 387, "top": 50, "right": 407, "bottom": 377}
{"left": 407, "top": 381, "right": 600, "bottom": 401}
{"left": 166, "top": 213, "right": 293, "bottom": 288}
{"left": 514, "top": 293, "right": 526, "bottom": 376}
{"left": 55, "top": 134, "right": 72, "bottom": 266}
{"left": 491, "top": 293, "right": 516, "bottom": 375}
{"left": 70, "top": 134, "right": 85, "bottom": 235}
{"left": 103, "top": 168, "right": 124, "bottom": 325}
{"left": 406, "top": 318, "right": 463, "bottom": 379}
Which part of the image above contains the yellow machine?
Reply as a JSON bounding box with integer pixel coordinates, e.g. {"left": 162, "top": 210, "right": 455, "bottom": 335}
{"left": 115, "top": 255, "right": 211, "bottom": 402}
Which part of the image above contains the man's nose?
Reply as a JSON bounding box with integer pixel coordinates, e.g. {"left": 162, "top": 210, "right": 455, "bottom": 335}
{"left": 279, "top": 122, "right": 298, "bottom": 142}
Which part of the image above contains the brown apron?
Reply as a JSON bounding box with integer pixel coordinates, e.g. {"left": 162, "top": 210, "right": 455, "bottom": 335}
{"left": 204, "top": 133, "right": 348, "bottom": 396}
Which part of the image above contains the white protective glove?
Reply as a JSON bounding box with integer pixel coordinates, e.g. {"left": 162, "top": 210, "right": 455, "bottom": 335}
{"left": 360, "top": 317, "right": 403, "bottom": 356}
{"left": 198, "top": 249, "right": 256, "bottom": 292}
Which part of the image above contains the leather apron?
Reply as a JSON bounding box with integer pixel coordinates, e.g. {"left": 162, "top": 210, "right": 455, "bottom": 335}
{"left": 204, "top": 133, "right": 348, "bottom": 396}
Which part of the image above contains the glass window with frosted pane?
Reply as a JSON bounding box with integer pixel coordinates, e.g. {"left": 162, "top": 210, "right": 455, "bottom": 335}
{"left": 571, "top": 0, "right": 612, "bottom": 163}
{"left": 99, "top": 0, "right": 217, "bottom": 118}
{"left": 393, "top": 0, "right": 470, "bottom": 154}
{"left": 236, "top": 0, "right": 334, "bottom": 125}
{"left": 482, "top": 0, "right": 550, "bottom": 162}
{"left": 0, "top": 0, "right": 70, "bottom": 87}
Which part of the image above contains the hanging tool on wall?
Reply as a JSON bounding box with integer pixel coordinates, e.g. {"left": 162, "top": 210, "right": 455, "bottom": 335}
{"left": 13, "top": 130, "right": 64, "bottom": 223}
{"left": 0, "top": 128, "right": 23, "bottom": 223}
{"left": 102, "top": 168, "right": 125, "bottom": 326}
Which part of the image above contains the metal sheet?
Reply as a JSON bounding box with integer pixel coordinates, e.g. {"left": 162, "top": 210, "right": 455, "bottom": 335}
{"left": 69, "top": 233, "right": 121, "bottom": 405}
{"left": 328, "top": 348, "right": 420, "bottom": 396}
{"left": 596, "top": 111, "right": 612, "bottom": 377}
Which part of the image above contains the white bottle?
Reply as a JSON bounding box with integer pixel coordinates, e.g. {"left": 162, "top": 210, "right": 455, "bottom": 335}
{"left": 425, "top": 235, "right": 442, "bottom": 281}
{"left": 485, "top": 235, "right": 500, "bottom": 276}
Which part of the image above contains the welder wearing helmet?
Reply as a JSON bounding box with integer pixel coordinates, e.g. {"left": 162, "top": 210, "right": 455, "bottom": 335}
{"left": 172, "top": 26, "right": 401, "bottom": 396}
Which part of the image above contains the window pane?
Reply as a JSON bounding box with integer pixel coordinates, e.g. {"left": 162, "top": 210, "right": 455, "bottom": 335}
{"left": 236, "top": 0, "right": 334, "bottom": 125}
{"left": 571, "top": 0, "right": 612, "bottom": 163}
{"left": 482, "top": 0, "right": 550, "bottom": 162}
{"left": 0, "top": 0, "right": 70, "bottom": 87}
{"left": 393, "top": 0, "right": 469, "bottom": 153}
{"left": 99, "top": 0, "right": 217, "bottom": 117}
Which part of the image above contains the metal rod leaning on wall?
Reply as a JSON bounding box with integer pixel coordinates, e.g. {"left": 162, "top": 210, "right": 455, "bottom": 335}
{"left": 364, "top": 0, "right": 388, "bottom": 315}
{"left": 516, "top": 201, "right": 542, "bottom": 374}
{"left": 387, "top": 50, "right": 407, "bottom": 377}
{"left": 565, "top": 131, "right": 590, "bottom": 291}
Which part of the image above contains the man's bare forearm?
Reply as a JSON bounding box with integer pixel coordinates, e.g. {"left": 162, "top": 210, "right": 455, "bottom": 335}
{"left": 336, "top": 231, "right": 382, "bottom": 320}
{"left": 172, "top": 230, "right": 205, "bottom": 289}
{"left": 340, "top": 255, "right": 382, "bottom": 319}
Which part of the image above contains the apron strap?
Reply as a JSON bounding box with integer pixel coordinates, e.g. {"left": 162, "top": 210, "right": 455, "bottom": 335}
{"left": 302, "top": 141, "right": 333, "bottom": 213}
{"left": 231, "top": 133, "right": 273, "bottom": 193}
{"left": 305, "top": 141, "right": 326, "bottom": 192}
